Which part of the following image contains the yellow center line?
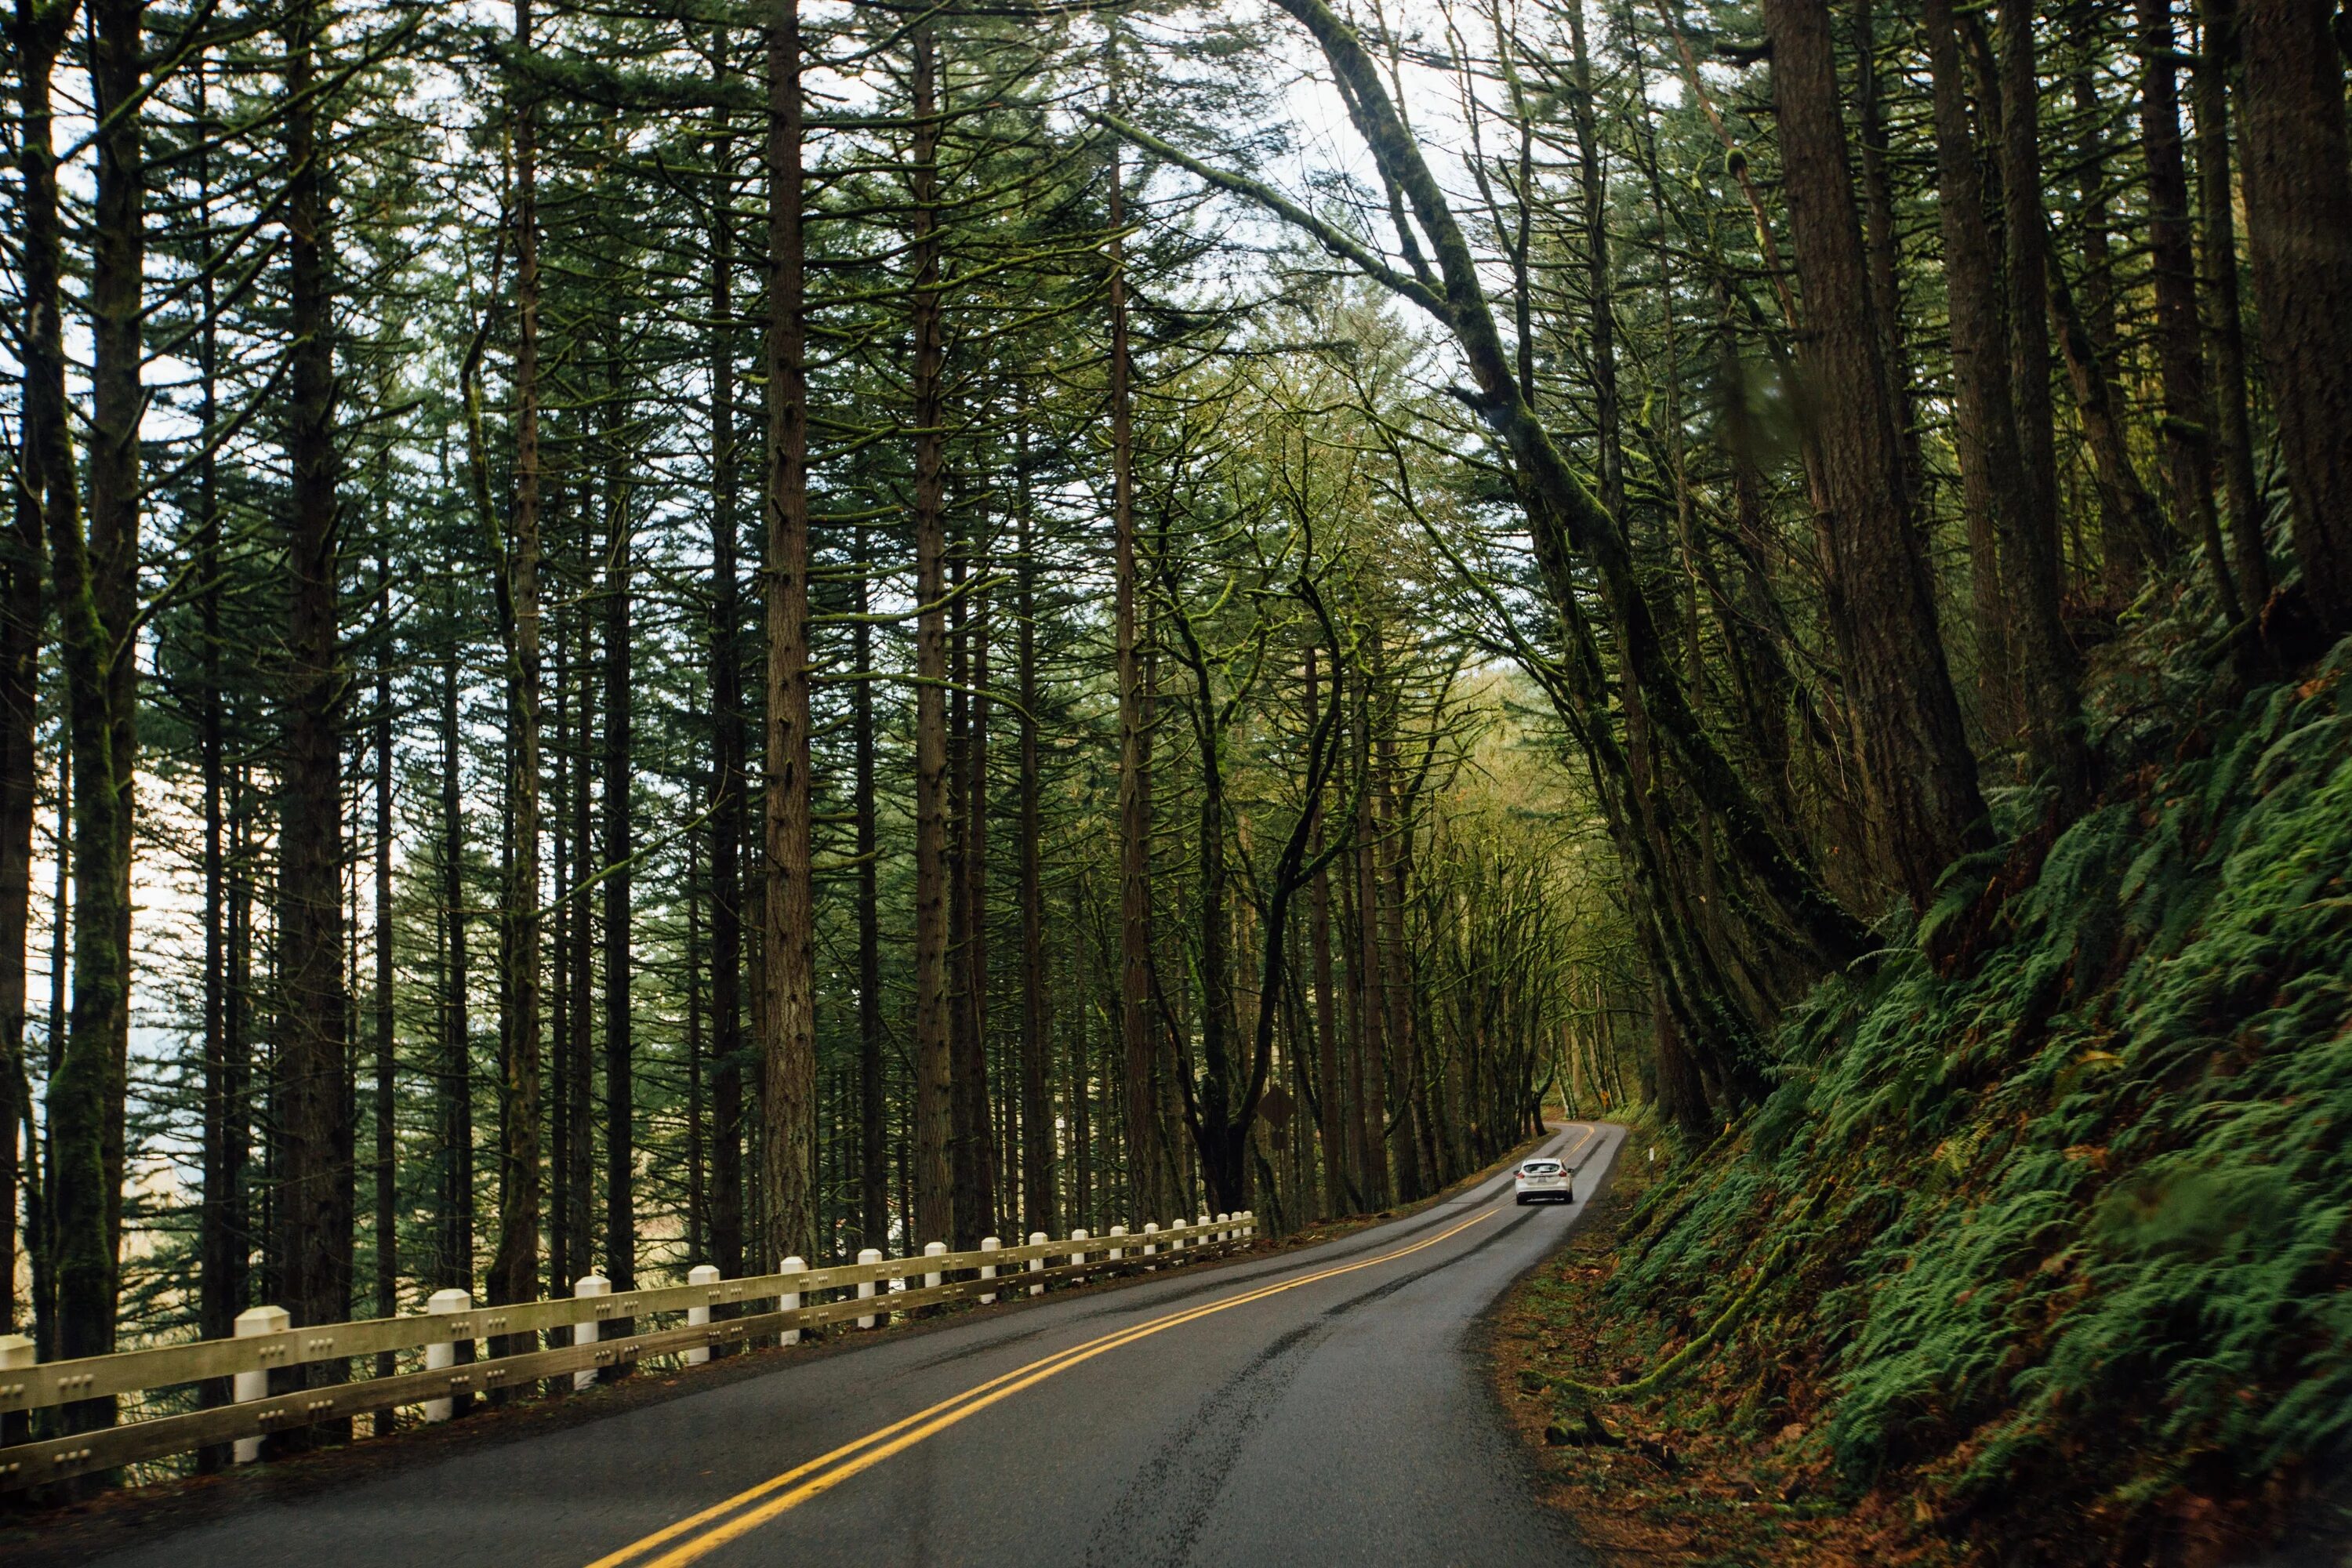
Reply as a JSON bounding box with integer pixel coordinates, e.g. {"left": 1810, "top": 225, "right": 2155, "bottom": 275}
{"left": 589, "top": 1203, "right": 1504, "bottom": 1568}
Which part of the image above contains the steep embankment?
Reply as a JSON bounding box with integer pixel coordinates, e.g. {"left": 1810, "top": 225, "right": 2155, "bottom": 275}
{"left": 1507, "top": 639, "right": 2352, "bottom": 1565}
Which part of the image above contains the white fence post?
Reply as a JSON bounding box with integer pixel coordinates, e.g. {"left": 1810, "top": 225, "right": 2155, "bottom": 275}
{"left": 572, "top": 1273, "right": 611, "bottom": 1392}
{"left": 782, "top": 1256, "right": 807, "bottom": 1345}
{"left": 423, "top": 1289, "right": 470, "bottom": 1422}
{"left": 924, "top": 1240, "right": 946, "bottom": 1291}
{"left": 1027, "top": 1232, "right": 1047, "bottom": 1295}
{"left": 686, "top": 1265, "right": 720, "bottom": 1365}
{"left": 1171, "top": 1217, "right": 1189, "bottom": 1254}
{"left": 1069, "top": 1229, "right": 1090, "bottom": 1285}
{"left": 857, "top": 1248, "right": 882, "bottom": 1329}
{"left": 979, "top": 1236, "right": 1000, "bottom": 1304}
{"left": 1109, "top": 1223, "right": 1127, "bottom": 1261}
{"left": 1142, "top": 1221, "right": 1159, "bottom": 1264}
{"left": 232, "top": 1304, "right": 289, "bottom": 1462}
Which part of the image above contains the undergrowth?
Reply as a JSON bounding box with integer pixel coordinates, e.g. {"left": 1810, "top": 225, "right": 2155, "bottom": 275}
{"left": 1575, "top": 632, "right": 2352, "bottom": 1564}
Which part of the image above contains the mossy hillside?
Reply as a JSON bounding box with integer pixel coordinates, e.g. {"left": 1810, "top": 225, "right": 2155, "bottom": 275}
{"left": 1594, "top": 640, "right": 2352, "bottom": 1559}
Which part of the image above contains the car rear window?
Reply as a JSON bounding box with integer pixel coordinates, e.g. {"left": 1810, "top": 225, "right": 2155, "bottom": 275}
{"left": 1523, "top": 1162, "right": 1561, "bottom": 1174}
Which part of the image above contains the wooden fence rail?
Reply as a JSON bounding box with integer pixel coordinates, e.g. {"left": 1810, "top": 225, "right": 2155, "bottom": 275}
{"left": 0, "top": 1211, "right": 1254, "bottom": 1492}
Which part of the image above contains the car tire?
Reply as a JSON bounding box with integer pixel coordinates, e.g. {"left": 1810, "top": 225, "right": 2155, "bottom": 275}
{"left": 1515, "top": 1195, "right": 1529, "bottom": 1205}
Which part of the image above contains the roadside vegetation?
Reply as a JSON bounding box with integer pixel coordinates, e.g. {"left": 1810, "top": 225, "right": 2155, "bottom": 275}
{"left": 1507, "top": 613, "right": 2352, "bottom": 1565}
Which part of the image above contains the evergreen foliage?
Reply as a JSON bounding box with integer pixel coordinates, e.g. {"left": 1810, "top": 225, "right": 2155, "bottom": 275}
{"left": 1593, "top": 628, "right": 2352, "bottom": 1549}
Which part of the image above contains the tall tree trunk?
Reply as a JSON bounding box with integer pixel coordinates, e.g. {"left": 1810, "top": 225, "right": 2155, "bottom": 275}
{"left": 549, "top": 623, "right": 572, "bottom": 1297}
{"left": 2045, "top": 227, "right": 2171, "bottom": 598}
{"left": 909, "top": 13, "right": 955, "bottom": 1252}
{"left": 1564, "top": 0, "right": 1620, "bottom": 528}
{"left": 48, "top": 0, "right": 143, "bottom": 1428}
{"left": 708, "top": 135, "right": 748, "bottom": 1284}
{"left": 854, "top": 524, "right": 885, "bottom": 1250}
{"left": 2065, "top": 29, "right": 2142, "bottom": 599}
{"left": 275, "top": 0, "right": 355, "bottom": 1428}
{"left": 685, "top": 845, "right": 705, "bottom": 1262}
{"left": 5, "top": 0, "right": 74, "bottom": 1353}
{"left": 1850, "top": 0, "right": 1920, "bottom": 503}
{"left": 565, "top": 608, "right": 593, "bottom": 1281}
{"left": 491, "top": 0, "right": 544, "bottom": 1345}
{"left": 371, "top": 550, "right": 394, "bottom": 1414}
{"left": 761, "top": 0, "right": 818, "bottom": 1269}
{"left": 2237, "top": 0, "right": 2352, "bottom": 633}
{"left": 1376, "top": 751, "right": 1421, "bottom": 1200}
{"left": 1351, "top": 670, "right": 1390, "bottom": 1208}
{"left": 438, "top": 625, "right": 472, "bottom": 1292}
{"left": 601, "top": 416, "right": 635, "bottom": 1311}
{"left": 1762, "top": 0, "right": 1991, "bottom": 902}
{"left": 1305, "top": 647, "right": 1348, "bottom": 1218}
{"left": 1109, "top": 55, "right": 1161, "bottom": 1229}
{"left": 1926, "top": 0, "right": 2037, "bottom": 746}
{"left": 1015, "top": 423, "right": 1054, "bottom": 1239}
{"left": 7, "top": 0, "right": 77, "bottom": 1363}
{"left": 2195, "top": 0, "right": 2275, "bottom": 611}
{"left": 2135, "top": 0, "right": 2239, "bottom": 615}
{"left": 952, "top": 545, "right": 996, "bottom": 1247}
{"left": 194, "top": 57, "right": 245, "bottom": 1460}
{"left": 1995, "top": 0, "right": 2091, "bottom": 806}
{"left": 1174, "top": 619, "right": 1238, "bottom": 1209}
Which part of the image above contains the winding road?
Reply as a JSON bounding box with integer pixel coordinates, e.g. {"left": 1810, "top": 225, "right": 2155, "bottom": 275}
{"left": 92, "top": 1122, "right": 1622, "bottom": 1568}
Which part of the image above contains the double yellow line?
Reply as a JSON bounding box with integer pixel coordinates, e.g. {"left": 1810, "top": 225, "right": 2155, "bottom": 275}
{"left": 587, "top": 1203, "right": 1501, "bottom": 1568}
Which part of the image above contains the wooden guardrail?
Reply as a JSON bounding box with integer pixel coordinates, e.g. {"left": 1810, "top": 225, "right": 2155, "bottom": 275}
{"left": 0, "top": 1210, "right": 1255, "bottom": 1492}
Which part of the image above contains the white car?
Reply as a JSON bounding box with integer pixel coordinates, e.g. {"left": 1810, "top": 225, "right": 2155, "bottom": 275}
{"left": 1515, "top": 1157, "right": 1572, "bottom": 1205}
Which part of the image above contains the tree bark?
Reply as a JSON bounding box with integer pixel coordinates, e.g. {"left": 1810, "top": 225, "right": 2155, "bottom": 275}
{"left": 909, "top": 13, "right": 955, "bottom": 1252}
{"left": 275, "top": 0, "right": 356, "bottom": 1428}
{"left": 49, "top": 0, "right": 143, "bottom": 1425}
{"left": 1015, "top": 421, "right": 1054, "bottom": 1239}
{"left": 1926, "top": 0, "right": 2036, "bottom": 742}
{"left": 602, "top": 397, "right": 636, "bottom": 1317}
{"left": 2135, "top": 0, "right": 2240, "bottom": 615}
{"left": 854, "top": 523, "right": 885, "bottom": 1251}
{"left": 1109, "top": 58, "right": 1163, "bottom": 1230}
{"left": 1850, "top": 0, "right": 1921, "bottom": 503}
{"left": 2237, "top": 0, "right": 2352, "bottom": 633}
{"left": 1763, "top": 0, "right": 1991, "bottom": 902}
{"left": 709, "top": 121, "right": 747, "bottom": 1284}
{"left": 437, "top": 616, "right": 472, "bottom": 1294}
{"left": 2194, "top": 0, "right": 2276, "bottom": 611}
{"left": 370, "top": 547, "right": 394, "bottom": 1419}
{"left": 564, "top": 608, "right": 593, "bottom": 1283}
{"left": 5, "top": 0, "right": 76, "bottom": 1353}
{"left": 1305, "top": 645, "right": 1348, "bottom": 1218}
{"left": 491, "top": 0, "right": 545, "bottom": 1345}
{"left": 761, "top": 0, "right": 818, "bottom": 1269}
{"left": 951, "top": 542, "right": 997, "bottom": 1247}
{"left": 195, "top": 57, "right": 245, "bottom": 1460}
{"left": 1995, "top": 0, "right": 2091, "bottom": 806}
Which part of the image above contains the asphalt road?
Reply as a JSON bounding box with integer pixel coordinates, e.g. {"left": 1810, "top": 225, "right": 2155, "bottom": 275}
{"left": 94, "top": 1123, "right": 1622, "bottom": 1568}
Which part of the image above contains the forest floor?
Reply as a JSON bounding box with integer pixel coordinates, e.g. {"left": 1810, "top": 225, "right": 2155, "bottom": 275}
{"left": 1489, "top": 1127, "right": 1976, "bottom": 1568}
